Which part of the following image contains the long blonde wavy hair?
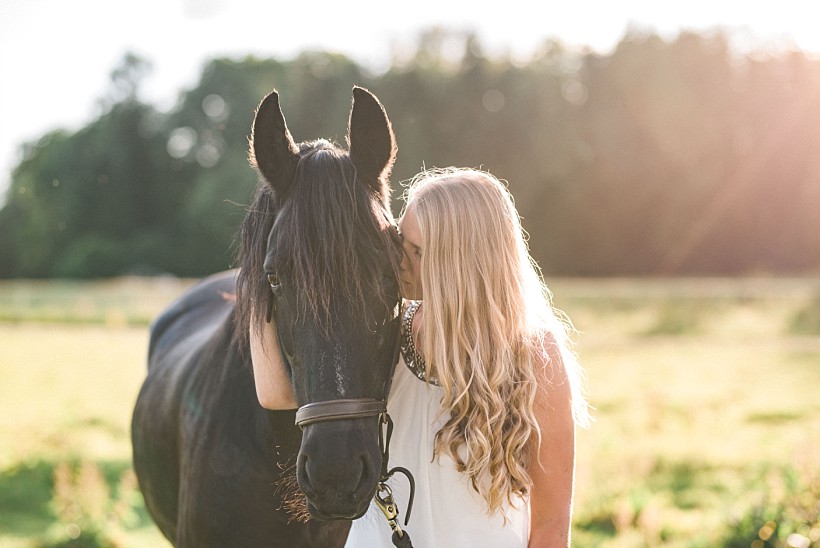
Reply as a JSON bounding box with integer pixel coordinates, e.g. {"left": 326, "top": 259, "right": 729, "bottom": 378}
{"left": 403, "top": 167, "right": 590, "bottom": 515}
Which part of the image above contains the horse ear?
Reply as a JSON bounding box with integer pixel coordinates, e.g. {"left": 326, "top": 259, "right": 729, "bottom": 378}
{"left": 249, "top": 90, "right": 299, "bottom": 192}
{"left": 347, "top": 86, "right": 397, "bottom": 198}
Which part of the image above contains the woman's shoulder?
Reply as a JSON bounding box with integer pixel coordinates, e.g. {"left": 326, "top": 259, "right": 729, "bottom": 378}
{"left": 535, "top": 330, "right": 569, "bottom": 380}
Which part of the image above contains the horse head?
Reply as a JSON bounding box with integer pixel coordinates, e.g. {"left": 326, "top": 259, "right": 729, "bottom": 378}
{"left": 238, "top": 87, "right": 402, "bottom": 520}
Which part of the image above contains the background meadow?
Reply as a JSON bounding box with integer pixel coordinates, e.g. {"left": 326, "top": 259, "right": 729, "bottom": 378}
{"left": 1, "top": 277, "right": 818, "bottom": 547}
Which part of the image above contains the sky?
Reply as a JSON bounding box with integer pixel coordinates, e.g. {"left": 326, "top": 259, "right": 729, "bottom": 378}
{"left": 1, "top": 0, "right": 818, "bottom": 198}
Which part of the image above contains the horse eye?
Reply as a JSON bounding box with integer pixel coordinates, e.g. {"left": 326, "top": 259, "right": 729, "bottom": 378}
{"left": 267, "top": 274, "right": 281, "bottom": 290}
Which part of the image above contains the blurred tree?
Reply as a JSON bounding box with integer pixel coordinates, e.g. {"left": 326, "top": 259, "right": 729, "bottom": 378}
{"left": 0, "top": 99, "right": 174, "bottom": 277}
{"left": 102, "top": 52, "right": 153, "bottom": 107}
{"left": 1, "top": 32, "right": 819, "bottom": 278}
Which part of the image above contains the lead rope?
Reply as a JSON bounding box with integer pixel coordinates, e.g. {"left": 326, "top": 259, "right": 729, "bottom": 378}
{"left": 374, "top": 413, "right": 415, "bottom": 547}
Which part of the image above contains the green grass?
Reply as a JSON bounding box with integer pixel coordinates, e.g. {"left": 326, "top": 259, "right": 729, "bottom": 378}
{"left": 547, "top": 277, "right": 820, "bottom": 547}
{"left": 0, "top": 277, "right": 194, "bottom": 326}
{"left": 2, "top": 277, "right": 820, "bottom": 547}
{"left": 0, "top": 461, "right": 54, "bottom": 537}
{"left": 0, "top": 278, "right": 191, "bottom": 548}
{"left": 0, "top": 459, "right": 156, "bottom": 547}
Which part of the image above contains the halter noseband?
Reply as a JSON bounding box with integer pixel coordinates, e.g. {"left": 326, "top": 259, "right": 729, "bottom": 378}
{"left": 294, "top": 398, "right": 386, "bottom": 428}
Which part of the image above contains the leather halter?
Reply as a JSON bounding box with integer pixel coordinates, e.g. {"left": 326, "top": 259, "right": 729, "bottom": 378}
{"left": 295, "top": 398, "right": 386, "bottom": 428}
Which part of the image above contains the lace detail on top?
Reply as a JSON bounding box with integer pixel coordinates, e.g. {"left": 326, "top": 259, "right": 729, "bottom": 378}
{"left": 400, "top": 300, "right": 439, "bottom": 385}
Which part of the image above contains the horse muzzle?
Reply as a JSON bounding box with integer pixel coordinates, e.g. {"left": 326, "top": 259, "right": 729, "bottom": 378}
{"left": 295, "top": 416, "right": 382, "bottom": 520}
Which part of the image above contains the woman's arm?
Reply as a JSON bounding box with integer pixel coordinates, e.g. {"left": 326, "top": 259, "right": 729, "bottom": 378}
{"left": 249, "top": 318, "right": 298, "bottom": 409}
{"left": 528, "top": 343, "right": 577, "bottom": 548}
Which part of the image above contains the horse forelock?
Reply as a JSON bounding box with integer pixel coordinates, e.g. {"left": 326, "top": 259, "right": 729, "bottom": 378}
{"left": 235, "top": 139, "right": 398, "bottom": 347}
{"left": 276, "top": 140, "right": 396, "bottom": 331}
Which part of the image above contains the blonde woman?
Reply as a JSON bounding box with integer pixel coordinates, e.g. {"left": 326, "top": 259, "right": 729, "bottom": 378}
{"left": 253, "top": 167, "right": 590, "bottom": 547}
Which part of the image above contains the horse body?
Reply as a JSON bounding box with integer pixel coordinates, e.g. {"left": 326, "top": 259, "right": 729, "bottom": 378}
{"left": 132, "top": 87, "right": 400, "bottom": 546}
{"left": 133, "top": 271, "right": 350, "bottom": 546}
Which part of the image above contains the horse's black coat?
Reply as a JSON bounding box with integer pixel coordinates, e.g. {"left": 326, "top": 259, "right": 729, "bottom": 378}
{"left": 132, "top": 88, "right": 400, "bottom": 546}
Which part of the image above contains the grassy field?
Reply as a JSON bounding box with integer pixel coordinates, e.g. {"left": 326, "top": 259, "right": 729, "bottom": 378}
{"left": 1, "top": 277, "right": 819, "bottom": 547}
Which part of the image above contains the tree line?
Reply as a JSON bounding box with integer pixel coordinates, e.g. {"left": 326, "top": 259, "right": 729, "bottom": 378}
{"left": 1, "top": 28, "right": 818, "bottom": 278}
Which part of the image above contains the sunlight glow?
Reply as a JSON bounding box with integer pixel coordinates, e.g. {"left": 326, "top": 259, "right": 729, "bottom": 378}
{"left": 481, "top": 89, "right": 505, "bottom": 113}
{"left": 202, "top": 94, "right": 228, "bottom": 122}
{"left": 167, "top": 127, "right": 197, "bottom": 159}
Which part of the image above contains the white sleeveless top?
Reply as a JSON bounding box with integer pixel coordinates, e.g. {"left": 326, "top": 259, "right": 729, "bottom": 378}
{"left": 345, "top": 303, "right": 530, "bottom": 548}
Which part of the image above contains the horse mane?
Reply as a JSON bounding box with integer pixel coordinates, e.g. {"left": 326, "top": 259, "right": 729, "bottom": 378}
{"left": 234, "top": 139, "right": 398, "bottom": 350}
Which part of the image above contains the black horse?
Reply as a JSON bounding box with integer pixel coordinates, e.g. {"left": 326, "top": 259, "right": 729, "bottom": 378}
{"left": 132, "top": 87, "right": 402, "bottom": 546}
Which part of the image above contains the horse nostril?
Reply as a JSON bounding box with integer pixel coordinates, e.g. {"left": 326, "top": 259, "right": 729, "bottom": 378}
{"left": 301, "top": 451, "right": 373, "bottom": 496}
